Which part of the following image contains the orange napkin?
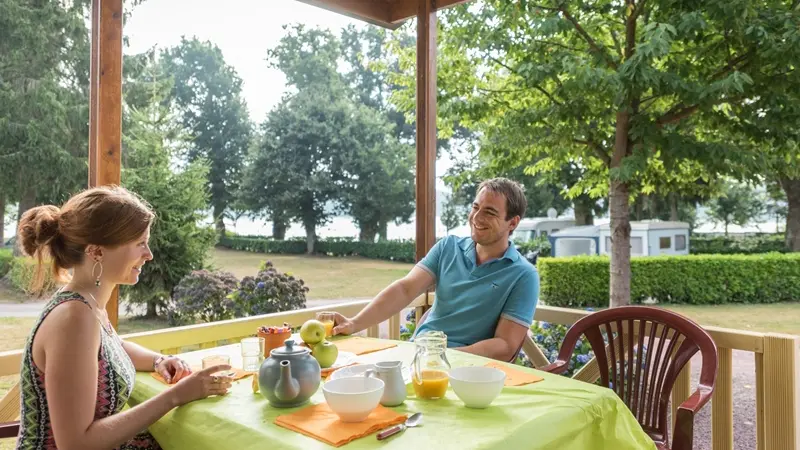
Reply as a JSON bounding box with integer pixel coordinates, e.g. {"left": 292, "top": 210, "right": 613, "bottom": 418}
{"left": 275, "top": 402, "right": 407, "bottom": 447}
{"left": 333, "top": 337, "right": 398, "bottom": 356}
{"left": 150, "top": 367, "right": 254, "bottom": 385}
{"left": 485, "top": 362, "right": 544, "bottom": 387}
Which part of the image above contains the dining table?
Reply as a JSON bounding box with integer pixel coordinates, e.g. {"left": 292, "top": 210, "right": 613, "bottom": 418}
{"left": 128, "top": 336, "right": 657, "bottom": 449}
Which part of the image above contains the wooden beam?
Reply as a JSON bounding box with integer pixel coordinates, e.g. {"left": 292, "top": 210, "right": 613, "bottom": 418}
{"left": 88, "top": 0, "right": 124, "bottom": 329}
{"left": 390, "top": 0, "right": 473, "bottom": 23}
{"left": 415, "top": 0, "right": 437, "bottom": 263}
{"left": 294, "top": 0, "right": 400, "bottom": 29}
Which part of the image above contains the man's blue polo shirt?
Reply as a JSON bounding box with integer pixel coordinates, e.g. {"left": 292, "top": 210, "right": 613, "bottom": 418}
{"left": 412, "top": 235, "right": 540, "bottom": 348}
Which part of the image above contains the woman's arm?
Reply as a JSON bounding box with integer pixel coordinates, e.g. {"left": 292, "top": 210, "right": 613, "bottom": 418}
{"left": 40, "top": 302, "right": 230, "bottom": 450}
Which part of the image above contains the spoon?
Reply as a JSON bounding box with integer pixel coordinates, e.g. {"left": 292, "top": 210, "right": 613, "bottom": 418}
{"left": 376, "top": 412, "right": 423, "bottom": 441}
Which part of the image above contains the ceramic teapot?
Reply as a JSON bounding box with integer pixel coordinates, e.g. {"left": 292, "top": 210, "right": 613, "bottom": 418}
{"left": 258, "top": 339, "right": 320, "bottom": 408}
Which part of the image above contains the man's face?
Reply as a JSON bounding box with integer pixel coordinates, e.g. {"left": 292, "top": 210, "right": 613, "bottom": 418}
{"left": 468, "top": 188, "right": 519, "bottom": 246}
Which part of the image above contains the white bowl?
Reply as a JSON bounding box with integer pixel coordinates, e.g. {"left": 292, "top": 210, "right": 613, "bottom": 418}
{"left": 323, "top": 376, "right": 385, "bottom": 422}
{"left": 448, "top": 366, "right": 506, "bottom": 409}
{"left": 329, "top": 363, "right": 413, "bottom": 385}
{"left": 328, "top": 363, "right": 375, "bottom": 380}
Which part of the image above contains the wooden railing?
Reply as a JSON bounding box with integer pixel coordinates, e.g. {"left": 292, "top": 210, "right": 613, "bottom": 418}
{"left": 1, "top": 297, "right": 798, "bottom": 449}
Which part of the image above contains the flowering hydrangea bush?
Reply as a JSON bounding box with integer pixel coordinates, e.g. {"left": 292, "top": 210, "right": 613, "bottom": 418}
{"left": 515, "top": 317, "right": 596, "bottom": 378}
{"left": 230, "top": 261, "right": 309, "bottom": 317}
{"left": 167, "top": 270, "right": 239, "bottom": 325}
{"left": 400, "top": 310, "right": 417, "bottom": 341}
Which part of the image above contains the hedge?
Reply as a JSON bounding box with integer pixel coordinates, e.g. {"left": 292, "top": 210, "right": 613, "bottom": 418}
{"left": 218, "top": 236, "right": 416, "bottom": 262}
{"left": 0, "top": 249, "right": 12, "bottom": 278}
{"left": 539, "top": 253, "right": 800, "bottom": 307}
{"left": 690, "top": 234, "right": 788, "bottom": 255}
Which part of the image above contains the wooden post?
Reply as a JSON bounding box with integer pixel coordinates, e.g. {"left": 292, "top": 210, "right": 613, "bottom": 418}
{"left": 712, "top": 347, "right": 733, "bottom": 450}
{"left": 761, "top": 334, "right": 800, "bottom": 450}
{"left": 415, "top": 0, "right": 437, "bottom": 264}
{"left": 88, "top": 0, "right": 124, "bottom": 329}
{"left": 755, "top": 352, "right": 765, "bottom": 450}
{"left": 671, "top": 362, "right": 691, "bottom": 437}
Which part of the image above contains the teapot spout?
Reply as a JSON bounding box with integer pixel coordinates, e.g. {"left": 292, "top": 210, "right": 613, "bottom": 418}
{"left": 274, "top": 360, "right": 300, "bottom": 402}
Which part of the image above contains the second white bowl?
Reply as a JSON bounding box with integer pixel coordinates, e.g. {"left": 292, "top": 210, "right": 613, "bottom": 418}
{"left": 448, "top": 366, "right": 506, "bottom": 409}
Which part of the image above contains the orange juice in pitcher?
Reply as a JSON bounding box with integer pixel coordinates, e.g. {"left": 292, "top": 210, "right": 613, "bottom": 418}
{"left": 411, "top": 331, "right": 451, "bottom": 399}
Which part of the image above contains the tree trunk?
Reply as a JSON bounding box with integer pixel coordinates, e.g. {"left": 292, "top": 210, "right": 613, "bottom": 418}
{"left": 780, "top": 177, "right": 800, "bottom": 251}
{"left": 609, "top": 180, "right": 632, "bottom": 307}
{"left": 272, "top": 220, "right": 287, "bottom": 240}
{"left": 573, "top": 196, "right": 594, "bottom": 225}
{"left": 303, "top": 218, "right": 316, "bottom": 254}
{"left": 609, "top": 109, "right": 632, "bottom": 308}
{"left": 213, "top": 204, "right": 226, "bottom": 237}
{"left": 669, "top": 194, "right": 679, "bottom": 221}
{"left": 358, "top": 221, "right": 379, "bottom": 242}
{"left": 634, "top": 195, "right": 644, "bottom": 221}
{"left": 724, "top": 222, "right": 729, "bottom": 236}
{"left": 146, "top": 300, "right": 158, "bottom": 318}
{"left": 378, "top": 221, "right": 389, "bottom": 241}
{"left": 0, "top": 193, "right": 5, "bottom": 246}
{"left": 14, "top": 185, "right": 37, "bottom": 256}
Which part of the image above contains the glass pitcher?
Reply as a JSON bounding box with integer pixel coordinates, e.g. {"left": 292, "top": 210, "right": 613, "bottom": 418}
{"left": 411, "top": 330, "right": 451, "bottom": 399}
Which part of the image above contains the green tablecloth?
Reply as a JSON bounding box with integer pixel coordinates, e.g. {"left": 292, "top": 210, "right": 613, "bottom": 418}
{"left": 128, "top": 339, "right": 656, "bottom": 450}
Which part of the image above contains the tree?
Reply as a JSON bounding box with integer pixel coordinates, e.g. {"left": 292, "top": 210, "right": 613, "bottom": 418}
{"left": 121, "top": 54, "right": 216, "bottom": 317}
{"left": 392, "top": 0, "right": 800, "bottom": 306}
{"left": 441, "top": 191, "right": 468, "bottom": 234}
{"left": 161, "top": 37, "right": 252, "bottom": 237}
{"left": 705, "top": 181, "right": 764, "bottom": 236}
{"left": 0, "top": 0, "right": 91, "bottom": 252}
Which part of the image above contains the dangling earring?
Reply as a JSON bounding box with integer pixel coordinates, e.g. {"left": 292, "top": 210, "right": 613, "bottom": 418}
{"left": 92, "top": 261, "right": 103, "bottom": 287}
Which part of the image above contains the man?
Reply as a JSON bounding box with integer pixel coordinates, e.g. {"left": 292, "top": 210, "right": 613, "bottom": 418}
{"left": 330, "top": 178, "right": 539, "bottom": 362}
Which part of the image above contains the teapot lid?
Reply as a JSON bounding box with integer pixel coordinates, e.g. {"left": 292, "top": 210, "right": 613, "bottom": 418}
{"left": 270, "top": 339, "right": 310, "bottom": 357}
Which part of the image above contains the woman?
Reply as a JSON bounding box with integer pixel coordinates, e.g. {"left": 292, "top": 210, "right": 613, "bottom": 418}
{"left": 15, "top": 186, "right": 232, "bottom": 450}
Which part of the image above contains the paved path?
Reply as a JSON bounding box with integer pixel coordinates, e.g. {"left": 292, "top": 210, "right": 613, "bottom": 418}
{"left": 0, "top": 299, "right": 758, "bottom": 447}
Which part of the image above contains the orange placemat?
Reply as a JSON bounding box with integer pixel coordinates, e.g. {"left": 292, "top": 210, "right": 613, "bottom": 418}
{"left": 275, "top": 403, "right": 407, "bottom": 447}
{"left": 333, "top": 337, "right": 398, "bottom": 356}
{"left": 485, "top": 362, "right": 544, "bottom": 387}
{"left": 150, "top": 367, "right": 254, "bottom": 385}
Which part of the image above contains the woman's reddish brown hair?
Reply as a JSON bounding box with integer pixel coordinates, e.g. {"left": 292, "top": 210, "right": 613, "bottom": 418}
{"left": 16, "top": 185, "right": 155, "bottom": 293}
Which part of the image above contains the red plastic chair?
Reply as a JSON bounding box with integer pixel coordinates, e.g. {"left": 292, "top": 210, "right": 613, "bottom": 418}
{"left": 540, "top": 306, "right": 717, "bottom": 450}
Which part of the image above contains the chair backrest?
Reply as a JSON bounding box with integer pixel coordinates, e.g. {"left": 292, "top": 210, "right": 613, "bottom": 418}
{"left": 554, "top": 306, "right": 717, "bottom": 443}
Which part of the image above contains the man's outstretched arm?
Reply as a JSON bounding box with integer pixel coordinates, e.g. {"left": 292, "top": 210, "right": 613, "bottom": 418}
{"left": 332, "top": 266, "right": 435, "bottom": 335}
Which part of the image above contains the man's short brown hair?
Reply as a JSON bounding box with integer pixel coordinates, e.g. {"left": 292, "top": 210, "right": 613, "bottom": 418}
{"left": 477, "top": 177, "right": 527, "bottom": 220}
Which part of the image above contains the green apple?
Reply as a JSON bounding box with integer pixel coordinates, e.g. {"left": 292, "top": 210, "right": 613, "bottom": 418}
{"left": 299, "top": 319, "right": 326, "bottom": 345}
{"left": 312, "top": 340, "right": 339, "bottom": 369}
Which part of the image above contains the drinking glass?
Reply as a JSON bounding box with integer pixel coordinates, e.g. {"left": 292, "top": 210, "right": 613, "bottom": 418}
{"left": 316, "top": 312, "right": 336, "bottom": 337}
{"left": 241, "top": 337, "right": 265, "bottom": 372}
{"left": 202, "top": 355, "right": 233, "bottom": 377}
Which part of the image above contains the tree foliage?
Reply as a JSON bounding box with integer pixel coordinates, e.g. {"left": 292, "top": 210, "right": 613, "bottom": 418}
{"left": 390, "top": 0, "right": 800, "bottom": 305}
{"left": 0, "top": 0, "right": 91, "bottom": 246}
{"left": 121, "top": 54, "right": 216, "bottom": 317}
{"left": 705, "top": 181, "right": 764, "bottom": 235}
{"left": 161, "top": 37, "right": 252, "bottom": 237}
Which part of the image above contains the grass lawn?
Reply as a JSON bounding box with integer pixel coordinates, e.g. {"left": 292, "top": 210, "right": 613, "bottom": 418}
{"left": 663, "top": 303, "right": 800, "bottom": 335}
{"left": 210, "top": 248, "right": 413, "bottom": 300}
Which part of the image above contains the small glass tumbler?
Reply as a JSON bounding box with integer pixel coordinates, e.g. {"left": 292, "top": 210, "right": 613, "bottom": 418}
{"left": 241, "top": 337, "right": 265, "bottom": 372}
{"left": 316, "top": 312, "right": 336, "bottom": 337}
{"left": 201, "top": 354, "right": 233, "bottom": 377}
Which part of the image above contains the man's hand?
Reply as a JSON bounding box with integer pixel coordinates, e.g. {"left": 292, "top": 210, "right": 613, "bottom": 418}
{"left": 331, "top": 312, "right": 358, "bottom": 336}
